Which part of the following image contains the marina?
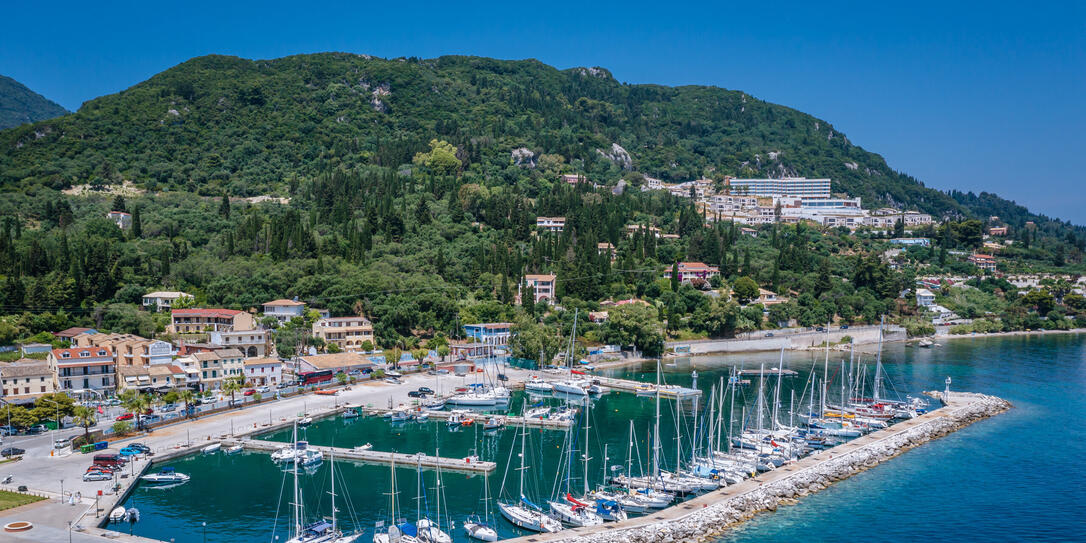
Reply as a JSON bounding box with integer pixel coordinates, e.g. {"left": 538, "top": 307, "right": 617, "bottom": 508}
{"left": 234, "top": 438, "right": 498, "bottom": 473}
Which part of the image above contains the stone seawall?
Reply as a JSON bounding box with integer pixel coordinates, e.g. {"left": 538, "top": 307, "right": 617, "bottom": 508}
{"left": 515, "top": 392, "right": 1010, "bottom": 543}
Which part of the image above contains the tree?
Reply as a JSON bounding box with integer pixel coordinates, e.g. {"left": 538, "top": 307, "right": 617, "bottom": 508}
{"left": 670, "top": 262, "right": 679, "bottom": 292}
{"left": 219, "top": 194, "right": 231, "bottom": 219}
{"left": 223, "top": 377, "right": 242, "bottom": 406}
{"left": 1020, "top": 289, "right": 1056, "bottom": 315}
{"left": 336, "top": 372, "right": 348, "bottom": 386}
{"left": 119, "top": 391, "right": 150, "bottom": 431}
{"left": 412, "top": 139, "right": 462, "bottom": 175}
{"left": 732, "top": 276, "right": 760, "bottom": 304}
{"left": 385, "top": 347, "right": 403, "bottom": 369}
{"left": 73, "top": 405, "right": 97, "bottom": 444}
{"left": 131, "top": 206, "right": 142, "bottom": 238}
{"left": 602, "top": 304, "right": 665, "bottom": 357}
{"left": 112, "top": 421, "right": 132, "bottom": 436}
{"left": 111, "top": 194, "right": 126, "bottom": 212}
{"left": 179, "top": 389, "right": 197, "bottom": 419}
{"left": 436, "top": 344, "right": 450, "bottom": 361}
{"left": 509, "top": 315, "right": 565, "bottom": 363}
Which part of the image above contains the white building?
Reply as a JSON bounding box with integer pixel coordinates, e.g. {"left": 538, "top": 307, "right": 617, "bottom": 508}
{"left": 726, "top": 177, "right": 831, "bottom": 199}
{"left": 535, "top": 217, "right": 566, "bottom": 232}
{"left": 142, "top": 291, "right": 193, "bottom": 311}
{"left": 262, "top": 299, "right": 307, "bottom": 324}
{"left": 916, "top": 288, "right": 936, "bottom": 307}
{"left": 208, "top": 329, "right": 270, "bottom": 358}
{"left": 243, "top": 357, "right": 283, "bottom": 386}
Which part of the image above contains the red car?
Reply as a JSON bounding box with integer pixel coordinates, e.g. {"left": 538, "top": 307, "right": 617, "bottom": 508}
{"left": 243, "top": 389, "right": 255, "bottom": 396}
{"left": 116, "top": 413, "right": 134, "bottom": 421}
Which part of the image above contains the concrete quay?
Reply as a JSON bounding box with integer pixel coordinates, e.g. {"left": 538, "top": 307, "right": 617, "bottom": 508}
{"left": 233, "top": 438, "right": 497, "bottom": 473}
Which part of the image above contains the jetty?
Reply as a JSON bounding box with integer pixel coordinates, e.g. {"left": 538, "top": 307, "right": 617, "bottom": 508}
{"left": 363, "top": 407, "right": 574, "bottom": 429}
{"left": 737, "top": 367, "right": 799, "bottom": 376}
{"left": 233, "top": 438, "right": 497, "bottom": 474}
{"left": 591, "top": 376, "right": 703, "bottom": 397}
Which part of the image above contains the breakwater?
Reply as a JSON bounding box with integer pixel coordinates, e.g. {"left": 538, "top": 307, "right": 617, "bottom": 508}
{"left": 506, "top": 391, "right": 1011, "bottom": 543}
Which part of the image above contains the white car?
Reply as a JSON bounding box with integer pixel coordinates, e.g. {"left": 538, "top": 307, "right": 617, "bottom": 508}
{"left": 83, "top": 471, "right": 113, "bottom": 482}
{"left": 256, "top": 386, "right": 270, "bottom": 393}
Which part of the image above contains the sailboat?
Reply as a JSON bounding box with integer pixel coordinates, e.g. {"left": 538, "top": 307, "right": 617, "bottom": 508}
{"left": 416, "top": 453, "right": 453, "bottom": 543}
{"left": 552, "top": 309, "right": 593, "bottom": 396}
{"left": 374, "top": 458, "right": 418, "bottom": 543}
{"left": 282, "top": 425, "right": 361, "bottom": 543}
{"left": 548, "top": 398, "right": 604, "bottom": 527}
{"left": 497, "top": 408, "right": 564, "bottom": 533}
{"left": 463, "top": 470, "right": 499, "bottom": 541}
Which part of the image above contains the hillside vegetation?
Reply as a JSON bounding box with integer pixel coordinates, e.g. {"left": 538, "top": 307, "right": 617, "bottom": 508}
{"left": 0, "top": 75, "right": 68, "bottom": 130}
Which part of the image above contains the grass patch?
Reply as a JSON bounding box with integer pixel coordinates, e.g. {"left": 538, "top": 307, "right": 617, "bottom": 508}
{"left": 0, "top": 489, "right": 45, "bottom": 511}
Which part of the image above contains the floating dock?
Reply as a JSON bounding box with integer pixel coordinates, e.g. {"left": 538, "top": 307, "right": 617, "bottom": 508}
{"left": 592, "top": 376, "right": 702, "bottom": 397}
{"left": 737, "top": 368, "right": 799, "bottom": 376}
{"left": 234, "top": 439, "right": 497, "bottom": 474}
{"left": 363, "top": 407, "right": 573, "bottom": 429}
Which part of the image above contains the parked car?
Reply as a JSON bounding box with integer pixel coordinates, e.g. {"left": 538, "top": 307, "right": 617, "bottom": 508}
{"left": 92, "top": 454, "right": 126, "bottom": 467}
{"left": 417, "top": 387, "right": 434, "bottom": 395}
{"left": 54, "top": 437, "right": 73, "bottom": 449}
{"left": 86, "top": 465, "right": 115, "bottom": 474}
{"left": 83, "top": 471, "right": 113, "bottom": 481}
{"left": 243, "top": 389, "right": 256, "bottom": 396}
{"left": 0, "top": 426, "right": 16, "bottom": 436}
{"left": 116, "top": 413, "right": 134, "bottom": 421}
{"left": 815, "top": 326, "right": 826, "bottom": 332}
{"left": 765, "top": 332, "right": 775, "bottom": 337}
{"left": 257, "top": 386, "right": 270, "bottom": 393}
{"left": 840, "top": 324, "right": 849, "bottom": 329}
{"left": 1, "top": 447, "right": 26, "bottom": 457}
{"left": 26, "top": 425, "right": 47, "bottom": 434}
{"left": 228, "top": 399, "right": 244, "bottom": 407}
{"left": 407, "top": 391, "right": 424, "bottom": 398}
{"left": 128, "top": 443, "right": 151, "bottom": 453}
{"left": 160, "top": 404, "right": 177, "bottom": 412}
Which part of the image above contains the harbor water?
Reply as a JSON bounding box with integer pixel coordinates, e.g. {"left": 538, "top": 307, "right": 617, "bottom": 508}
{"left": 116, "top": 333, "right": 1085, "bottom": 543}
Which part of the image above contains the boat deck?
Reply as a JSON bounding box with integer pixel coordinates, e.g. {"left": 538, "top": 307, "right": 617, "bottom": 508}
{"left": 232, "top": 439, "right": 497, "bottom": 474}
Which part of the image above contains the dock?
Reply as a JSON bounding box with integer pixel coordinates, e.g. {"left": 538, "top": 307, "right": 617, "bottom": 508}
{"left": 233, "top": 439, "right": 497, "bottom": 474}
{"left": 592, "top": 376, "right": 703, "bottom": 397}
{"left": 362, "top": 407, "right": 573, "bottom": 429}
{"left": 737, "top": 368, "right": 799, "bottom": 376}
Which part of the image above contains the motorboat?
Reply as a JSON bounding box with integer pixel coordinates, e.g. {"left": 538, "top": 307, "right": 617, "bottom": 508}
{"left": 482, "top": 417, "right": 504, "bottom": 431}
{"left": 296, "top": 449, "right": 324, "bottom": 467}
{"left": 524, "top": 406, "right": 551, "bottom": 419}
{"left": 202, "top": 443, "right": 221, "bottom": 454}
{"left": 343, "top": 409, "right": 360, "bottom": 419}
{"left": 226, "top": 445, "right": 243, "bottom": 454}
{"left": 462, "top": 514, "right": 497, "bottom": 542}
{"left": 423, "top": 397, "right": 447, "bottom": 410}
{"left": 446, "top": 411, "right": 474, "bottom": 427}
{"left": 298, "top": 416, "right": 314, "bottom": 426}
{"left": 141, "top": 467, "right": 191, "bottom": 485}
{"left": 389, "top": 407, "right": 411, "bottom": 422}
{"left": 356, "top": 443, "right": 373, "bottom": 451}
{"left": 523, "top": 376, "right": 553, "bottom": 392}
{"left": 551, "top": 379, "right": 589, "bottom": 395}
{"left": 109, "top": 506, "right": 126, "bottom": 522}
{"left": 272, "top": 441, "right": 311, "bottom": 463}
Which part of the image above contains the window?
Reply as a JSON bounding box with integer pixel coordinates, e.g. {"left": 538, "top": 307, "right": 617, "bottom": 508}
{"left": 40, "top": 386, "right": 45, "bottom": 392}
{"left": 24, "top": 387, "right": 29, "bottom": 394}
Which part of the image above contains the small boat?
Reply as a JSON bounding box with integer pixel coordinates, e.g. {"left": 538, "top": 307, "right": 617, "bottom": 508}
{"left": 385, "top": 371, "right": 403, "bottom": 379}
{"left": 343, "top": 408, "right": 360, "bottom": 419}
{"left": 202, "top": 443, "right": 221, "bottom": 454}
{"left": 124, "top": 507, "right": 140, "bottom": 523}
{"left": 298, "top": 416, "right": 313, "bottom": 426}
{"left": 356, "top": 443, "right": 373, "bottom": 451}
{"left": 225, "top": 445, "right": 243, "bottom": 455}
{"left": 482, "top": 417, "right": 504, "bottom": 431}
{"left": 141, "top": 467, "right": 191, "bottom": 484}
{"left": 296, "top": 449, "right": 324, "bottom": 466}
{"left": 109, "top": 506, "right": 126, "bottom": 522}
{"left": 415, "top": 411, "right": 429, "bottom": 422}
{"left": 463, "top": 514, "right": 498, "bottom": 542}
{"left": 918, "top": 339, "right": 935, "bottom": 348}
{"left": 523, "top": 376, "right": 553, "bottom": 392}
{"left": 552, "top": 379, "right": 589, "bottom": 395}
{"left": 423, "top": 397, "right": 447, "bottom": 410}
{"left": 524, "top": 406, "right": 551, "bottom": 419}
{"left": 389, "top": 407, "right": 411, "bottom": 422}
{"left": 272, "top": 441, "right": 310, "bottom": 463}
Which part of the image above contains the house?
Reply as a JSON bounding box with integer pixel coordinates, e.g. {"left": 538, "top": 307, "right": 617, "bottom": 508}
{"left": 294, "top": 352, "right": 375, "bottom": 376}
{"left": 0, "top": 362, "right": 55, "bottom": 402}
{"left": 48, "top": 347, "right": 116, "bottom": 398}
{"left": 597, "top": 242, "right": 615, "bottom": 254}
{"left": 535, "top": 217, "right": 566, "bottom": 232}
{"left": 74, "top": 333, "right": 174, "bottom": 367}
{"left": 588, "top": 311, "right": 609, "bottom": 323}
{"left": 192, "top": 349, "right": 245, "bottom": 390}
{"left": 312, "top": 316, "right": 375, "bottom": 352}
{"left": 243, "top": 358, "right": 283, "bottom": 386}
{"left": 117, "top": 365, "right": 152, "bottom": 392}
{"left": 916, "top": 288, "right": 936, "bottom": 307}
{"left": 968, "top": 254, "right": 997, "bottom": 271}
{"left": 262, "top": 299, "right": 307, "bottom": 324}
{"left": 171, "top": 355, "right": 202, "bottom": 389}
{"left": 625, "top": 225, "right": 662, "bottom": 238}
{"left": 988, "top": 226, "right": 1008, "bottom": 236}
{"left": 757, "top": 288, "right": 787, "bottom": 306}
{"left": 463, "top": 323, "right": 513, "bottom": 346}
{"left": 106, "top": 211, "right": 131, "bottom": 229}
{"left": 170, "top": 308, "right": 255, "bottom": 334}
{"left": 142, "top": 291, "right": 192, "bottom": 311}
{"left": 561, "top": 174, "right": 587, "bottom": 185}
{"left": 148, "top": 365, "right": 187, "bottom": 390}
{"left": 523, "top": 274, "right": 558, "bottom": 303}
{"left": 663, "top": 262, "right": 720, "bottom": 284}
{"left": 740, "top": 227, "right": 757, "bottom": 237}
{"left": 208, "top": 329, "right": 271, "bottom": 358}
{"left": 889, "top": 238, "right": 931, "bottom": 247}
{"left": 53, "top": 327, "right": 97, "bottom": 340}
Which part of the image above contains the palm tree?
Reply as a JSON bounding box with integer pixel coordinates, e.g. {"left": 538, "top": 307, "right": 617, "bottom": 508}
{"left": 121, "top": 391, "right": 150, "bottom": 432}
{"left": 179, "top": 390, "right": 197, "bottom": 419}
{"left": 222, "top": 378, "right": 242, "bottom": 408}
{"left": 73, "top": 405, "right": 97, "bottom": 445}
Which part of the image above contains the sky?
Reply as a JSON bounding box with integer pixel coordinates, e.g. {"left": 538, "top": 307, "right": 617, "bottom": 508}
{"left": 2, "top": 1, "right": 1084, "bottom": 224}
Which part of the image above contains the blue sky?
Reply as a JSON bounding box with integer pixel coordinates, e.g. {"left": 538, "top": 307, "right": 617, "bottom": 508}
{"left": 2, "top": 1, "right": 1084, "bottom": 224}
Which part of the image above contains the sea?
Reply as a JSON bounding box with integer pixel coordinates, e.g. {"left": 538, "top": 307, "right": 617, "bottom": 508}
{"left": 116, "top": 333, "right": 1085, "bottom": 543}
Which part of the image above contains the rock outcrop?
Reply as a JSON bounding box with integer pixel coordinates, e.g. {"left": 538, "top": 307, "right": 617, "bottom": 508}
{"left": 597, "top": 143, "right": 632, "bottom": 170}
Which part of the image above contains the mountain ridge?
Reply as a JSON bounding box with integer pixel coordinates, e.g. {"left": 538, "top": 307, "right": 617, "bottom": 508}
{"left": 0, "top": 74, "right": 69, "bottom": 130}
{"left": 0, "top": 53, "right": 1078, "bottom": 233}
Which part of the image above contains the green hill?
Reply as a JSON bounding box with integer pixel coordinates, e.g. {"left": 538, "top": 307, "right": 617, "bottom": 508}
{"left": 0, "top": 75, "right": 68, "bottom": 130}
{"left": 0, "top": 53, "right": 1076, "bottom": 233}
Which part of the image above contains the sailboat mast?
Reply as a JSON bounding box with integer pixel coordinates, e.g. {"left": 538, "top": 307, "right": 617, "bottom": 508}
{"left": 435, "top": 448, "right": 442, "bottom": 536}
{"left": 756, "top": 363, "right": 765, "bottom": 433}
{"left": 874, "top": 315, "right": 885, "bottom": 402}
{"left": 772, "top": 349, "right": 783, "bottom": 430}
{"left": 583, "top": 397, "right": 591, "bottom": 496}
{"left": 518, "top": 408, "right": 527, "bottom": 497}
{"left": 292, "top": 422, "right": 301, "bottom": 538}
{"left": 653, "top": 360, "right": 661, "bottom": 478}
{"left": 331, "top": 449, "right": 337, "bottom": 533}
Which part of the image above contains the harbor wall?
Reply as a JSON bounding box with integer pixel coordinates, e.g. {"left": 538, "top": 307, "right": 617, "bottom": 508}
{"left": 678, "top": 326, "right": 906, "bottom": 355}
{"left": 517, "top": 391, "right": 1010, "bottom": 543}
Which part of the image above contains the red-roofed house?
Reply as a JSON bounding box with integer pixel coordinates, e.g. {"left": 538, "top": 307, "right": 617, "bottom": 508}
{"left": 48, "top": 346, "right": 115, "bottom": 397}
{"left": 54, "top": 327, "right": 98, "bottom": 340}
{"left": 523, "top": 274, "right": 558, "bottom": 303}
{"left": 663, "top": 262, "right": 720, "bottom": 283}
{"left": 170, "top": 308, "right": 255, "bottom": 334}
{"left": 968, "top": 254, "right": 997, "bottom": 272}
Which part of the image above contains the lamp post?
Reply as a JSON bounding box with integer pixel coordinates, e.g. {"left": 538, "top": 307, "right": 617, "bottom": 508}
{"left": 60, "top": 478, "right": 64, "bottom": 504}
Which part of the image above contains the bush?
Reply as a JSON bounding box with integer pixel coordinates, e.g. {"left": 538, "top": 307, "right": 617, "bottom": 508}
{"left": 111, "top": 421, "right": 132, "bottom": 436}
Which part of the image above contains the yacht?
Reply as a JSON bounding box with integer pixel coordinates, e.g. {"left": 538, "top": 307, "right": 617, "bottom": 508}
{"left": 547, "top": 495, "right": 603, "bottom": 527}
{"left": 551, "top": 379, "right": 589, "bottom": 395}
{"left": 140, "top": 467, "right": 190, "bottom": 484}
{"left": 523, "top": 376, "right": 553, "bottom": 392}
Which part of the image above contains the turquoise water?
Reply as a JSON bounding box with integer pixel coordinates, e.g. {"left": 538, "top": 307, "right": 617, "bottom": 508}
{"left": 117, "top": 334, "right": 1085, "bottom": 542}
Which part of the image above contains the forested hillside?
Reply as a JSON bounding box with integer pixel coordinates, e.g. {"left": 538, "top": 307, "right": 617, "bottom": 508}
{"left": 0, "top": 75, "right": 68, "bottom": 130}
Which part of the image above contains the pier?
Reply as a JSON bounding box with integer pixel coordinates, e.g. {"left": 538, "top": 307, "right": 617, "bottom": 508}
{"left": 362, "top": 407, "right": 574, "bottom": 429}
{"left": 736, "top": 368, "right": 799, "bottom": 376}
{"left": 233, "top": 438, "right": 497, "bottom": 474}
{"left": 591, "top": 376, "right": 703, "bottom": 397}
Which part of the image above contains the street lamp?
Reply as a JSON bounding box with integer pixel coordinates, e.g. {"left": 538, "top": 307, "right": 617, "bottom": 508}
{"left": 41, "top": 396, "right": 62, "bottom": 455}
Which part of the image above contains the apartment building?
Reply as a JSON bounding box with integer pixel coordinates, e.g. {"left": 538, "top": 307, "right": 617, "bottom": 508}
{"left": 535, "top": 217, "right": 566, "bottom": 232}
{"left": 312, "top": 316, "right": 374, "bottom": 352}
{"left": 463, "top": 323, "right": 513, "bottom": 347}
{"left": 208, "top": 329, "right": 271, "bottom": 358}
{"left": 193, "top": 349, "right": 245, "bottom": 390}
{"left": 0, "top": 362, "right": 55, "bottom": 402}
{"left": 663, "top": 262, "right": 720, "bottom": 283}
{"left": 48, "top": 347, "right": 116, "bottom": 397}
{"left": 262, "top": 299, "right": 307, "bottom": 324}
{"left": 243, "top": 358, "right": 283, "bottom": 386}
{"left": 74, "top": 333, "right": 174, "bottom": 367}
{"left": 726, "top": 177, "right": 831, "bottom": 199}
{"left": 170, "top": 308, "right": 255, "bottom": 334}
{"left": 969, "top": 254, "right": 997, "bottom": 271}
{"left": 523, "top": 274, "right": 558, "bottom": 303}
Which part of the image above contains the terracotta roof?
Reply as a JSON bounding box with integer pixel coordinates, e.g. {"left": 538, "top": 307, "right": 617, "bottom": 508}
{"left": 54, "top": 327, "right": 95, "bottom": 338}
{"left": 263, "top": 299, "right": 306, "bottom": 307}
{"left": 51, "top": 347, "right": 113, "bottom": 359}
{"left": 244, "top": 357, "right": 282, "bottom": 367}
{"left": 525, "top": 274, "right": 557, "bottom": 281}
{"left": 319, "top": 316, "right": 372, "bottom": 323}
{"left": 298, "top": 352, "right": 370, "bottom": 369}
{"left": 215, "top": 348, "right": 244, "bottom": 358}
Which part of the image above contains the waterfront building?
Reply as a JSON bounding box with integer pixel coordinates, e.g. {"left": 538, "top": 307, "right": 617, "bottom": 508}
{"left": 0, "top": 362, "right": 55, "bottom": 402}
{"left": 463, "top": 323, "right": 513, "bottom": 346}
{"left": 169, "top": 308, "right": 255, "bottom": 334}
{"left": 106, "top": 210, "right": 131, "bottom": 229}
{"left": 74, "top": 333, "right": 174, "bottom": 367}
{"left": 208, "top": 329, "right": 271, "bottom": 358}
{"left": 243, "top": 357, "right": 283, "bottom": 386}
{"left": 48, "top": 346, "right": 115, "bottom": 397}
{"left": 193, "top": 348, "right": 244, "bottom": 390}
{"left": 311, "top": 316, "right": 374, "bottom": 352}
{"left": 294, "top": 352, "right": 375, "bottom": 376}
{"left": 142, "top": 291, "right": 193, "bottom": 311}
{"left": 916, "top": 288, "right": 936, "bottom": 307}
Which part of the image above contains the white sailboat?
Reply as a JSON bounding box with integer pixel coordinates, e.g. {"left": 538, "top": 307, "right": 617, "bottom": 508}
{"left": 282, "top": 425, "right": 361, "bottom": 543}
{"left": 374, "top": 458, "right": 419, "bottom": 543}
{"left": 497, "top": 410, "right": 564, "bottom": 533}
{"left": 463, "top": 470, "right": 498, "bottom": 541}
{"left": 416, "top": 453, "right": 453, "bottom": 543}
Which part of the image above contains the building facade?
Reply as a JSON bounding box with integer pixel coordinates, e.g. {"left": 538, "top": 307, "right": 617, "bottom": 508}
{"left": 142, "top": 291, "right": 193, "bottom": 311}
{"left": 726, "top": 177, "right": 831, "bottom": 199}
{"left": 463, "top": 323, "right": 513, "bottom": 346}
{"left": 523, "top": 274, "right": 558, "bottom": 303}
{"left": 663, "top": 262, "right": 720, "bottom": 283}
{"left": 535, "top": 217, "right": 566, "bottom": 232}
{"left": 170, "top": 308, "right": 255, "bottom": 334}
{"left": 243, "top": 358, "right": 283, "bottom": 386}
{"left": 0, "top": 362, "right": 55, "bottom": 402}
{"left": 48, "top": 347, "right": 115, "bottom": 398}
{"left": 208, "top": 329, "right": 271, "bottom": 358}
{"left": 312, "top": 317, "right": 375, "bottom": 352}
{"left": 262, "top": 299, "right": 307, "bottom": 323}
